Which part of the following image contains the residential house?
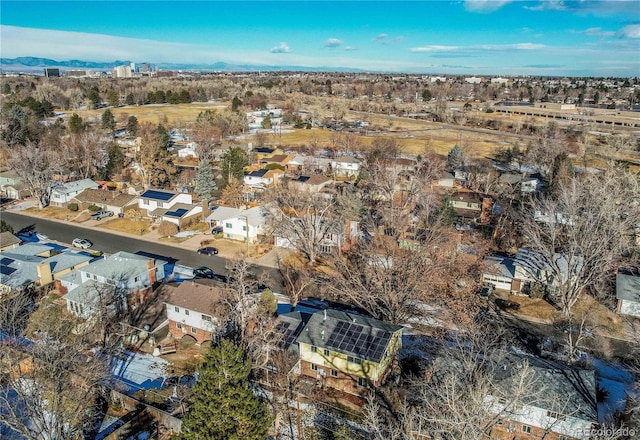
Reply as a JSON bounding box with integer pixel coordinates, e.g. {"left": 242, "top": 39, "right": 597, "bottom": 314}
{"left": 0, "top": 232, "right": 21, "bottom": 251}
{"left": 177, "top": 142, "right": 198, "bottom": 159}
{"left": 252, "top": 146, "right": 284, "bottom": 161}
{"left": 450, "top": 191, "right": 492, "bottom": 223}
{"left": 138, "top": 189, "right": 193, "bottom": 216}
{"left": 259, "top": 153, "right": 295, "bottom": 168}
{"left": 61, "top": 251, "right": 165, "bottom": 319}
{"left": 206, "top": 205, "right": 267, "bottom": 242}
{"left": 289, "top": 175, "right": 333, "bottom": 193}
{"left": 278, "top": 309, "right": 403, "bottom": 397}
{"left": 243, "top": 168, "right": 284, "bottom": 188}
{"left": 485, "top": 353, "right": 597, "bottom": 440}
{"left": 150, "top": 203, "right": 202, "bottom": 228}
{"left": 1, "top": 244, "right": 93, "bottom": 294}
{"left": 247, "top": 108, "right": 283, "bottom": 130}
{"left": 71, "top": 188, "right": 138, "bottom": 215}
{"left": 331, "top": 156, "right": 361, "bottom": 179}
{"left": 498, "top": 172, "right": 546, "bottom": 195}
{"left": 274, "top": 217, "right": 359, "bottom": 255}
{"left": 49, "top": 178, "right": 99, "bottom": 207}
{"left": 616, "top": 272, "right": 640, "bottom": 317}
{"left": 0, "top": 169, "right": 31, "bottom": 200}
{"left": 163, "top": 279, "right": 227, "bottom": 344}
{"left": 483, "top": 248, "right": 582, "bottom": 296}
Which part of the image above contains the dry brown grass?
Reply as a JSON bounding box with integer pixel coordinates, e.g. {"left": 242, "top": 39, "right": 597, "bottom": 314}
{"left": 25, "top": 206, "right": 74, "bottom": 221}
{"left": 98, "top": 218, "right": 151, "bottom": 235}
{"left": 572, "top": 294, "right": 626, "bottom": 337}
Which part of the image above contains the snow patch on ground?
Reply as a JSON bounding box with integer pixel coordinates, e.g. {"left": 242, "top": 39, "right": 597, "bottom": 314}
{"left": 592, "top": 358, "right": 635, "bottom": 424}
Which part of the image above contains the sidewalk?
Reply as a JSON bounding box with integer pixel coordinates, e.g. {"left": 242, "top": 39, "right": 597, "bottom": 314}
{"left": 7, "top": 206, "right": 285, "bottom": 269}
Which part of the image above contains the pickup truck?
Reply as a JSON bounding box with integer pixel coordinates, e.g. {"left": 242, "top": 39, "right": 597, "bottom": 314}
{"left": 91, "top": 210, "right": 114, "bottom": 221}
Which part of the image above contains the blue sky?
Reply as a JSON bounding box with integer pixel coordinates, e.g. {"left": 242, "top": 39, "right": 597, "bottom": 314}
{"left": 1, "top": 1, "right": 639, "bottom": 76}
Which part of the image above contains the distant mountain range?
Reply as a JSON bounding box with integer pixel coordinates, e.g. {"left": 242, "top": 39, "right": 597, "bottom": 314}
{"left": 0, "top": 57, "right": 367, "bottom": 73}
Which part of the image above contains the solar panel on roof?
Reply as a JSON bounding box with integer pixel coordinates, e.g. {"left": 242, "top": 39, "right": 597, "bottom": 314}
{"left": 166, "top": 208, "right": 189, "bottom": 217}
{"left": 141, "top": 190, "right": 174, "bottom": 201}
{"left": 0, "top": 257, "right": 15, "bottom": 266}
{"left": 0, "top": 265, "right": 17, "bottom": 276}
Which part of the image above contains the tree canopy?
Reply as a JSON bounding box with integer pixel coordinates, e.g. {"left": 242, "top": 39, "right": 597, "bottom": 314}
{"left": 180, "top": 339, "right": 272, "bottom": 440}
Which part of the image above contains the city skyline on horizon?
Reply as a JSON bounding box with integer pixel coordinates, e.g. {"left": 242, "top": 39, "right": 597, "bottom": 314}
{"left": 1, "top": 1, "right": 639, "bottom": 77}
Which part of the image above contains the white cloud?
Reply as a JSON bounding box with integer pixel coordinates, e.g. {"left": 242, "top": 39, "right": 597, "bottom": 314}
{"left": 374, "top": 33, "right": 388, "bottom": 41}
{"left": 410, "top": 45, "right": 460, "bottom": 52}
{"left": 582, "top": 27, "right": 616, "bottom": 38}
{"left": 269, "top": 42, "right": 291, "bottom": 53}
{"left": 343, "top": 46, "right": 357, "bottom": 51}
{"left": 618, "top": 24, "right": 640, "bottom": 38}
{"left": 324, "top": 38, "right": 343, "bottom": 48}
{"left": 464, "top": 0, "right": 513, "bottom": 12}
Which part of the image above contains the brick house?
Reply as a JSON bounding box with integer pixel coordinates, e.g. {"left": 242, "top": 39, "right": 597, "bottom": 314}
{"left": 164, "top": 279, "right": 227, "bottom": 344}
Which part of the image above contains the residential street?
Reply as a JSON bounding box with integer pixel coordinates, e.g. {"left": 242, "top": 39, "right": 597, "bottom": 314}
{"left": 1, "top": 210, "right": 284, "bottom": 290}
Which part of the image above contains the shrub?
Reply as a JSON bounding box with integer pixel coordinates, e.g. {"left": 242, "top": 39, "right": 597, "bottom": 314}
{"left": 158, "top": 221, "right": 178, "bottom": 237}
{"left": 88, "top": 204, "right": 100, "bottom": 212}
{"left": 67, "top": 203, "right": 79, "bottom": 212}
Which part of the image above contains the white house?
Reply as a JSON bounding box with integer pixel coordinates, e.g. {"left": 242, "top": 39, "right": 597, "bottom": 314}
{"left": 243, "top": 169, "right": 283, "bottom": 188}
{"left": 50, "top": 178, "right": 99, "bottom": 207}
{"left": 206, "top": 205, "right": 267, "bottom": 242}
{"left": 177, "top": 142, "right": 198, "bottom": 159}
{"left": 61, "top": 251, "right": 165, "bottom": 319}
{"left": 331, "top": 156, "right": 361, "bottom": 178}
{"left": 138, "top": 189, "right": 193, "bottom": 216}
{"left": 616, "top": 272, "right": 640, "bottom": 317}
{"left": 246, "top": 108, "right": 283, "bottom": 130}
{"left": 150, "top": 203, "right": 203, "bottom": 227}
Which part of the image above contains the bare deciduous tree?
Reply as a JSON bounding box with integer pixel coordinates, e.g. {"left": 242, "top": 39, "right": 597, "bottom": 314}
{"left": 6, "top": 141, "right": 60, "bottom": 208}
{"left": 521, "top": 171, "right": 640, "bottom": 315}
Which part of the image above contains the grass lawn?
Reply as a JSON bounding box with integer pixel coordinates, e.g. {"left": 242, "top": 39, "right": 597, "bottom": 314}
{"left": 98, "top": 218, "right": 151, "bottom": 235}
{"left": 24, "top": 206, "right": 74, "bottom": 221}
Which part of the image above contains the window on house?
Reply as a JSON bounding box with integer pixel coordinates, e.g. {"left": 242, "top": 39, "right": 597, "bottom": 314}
{"left": 311, "top": 363, "right": 318, "bottom": 371}
{"left": 521, "top": 425, "right": 532, "bottom": 435}
{"left": 174, "top": 306, "right": 180, "bottom": 313}
{"left": 202, "top": 315, "right": 212, "bottom": 321}
{"left": 357, "top": 377, "right": 369, "bottom": 387}
{"left": 311, "top": 346, "right": 317, "bottom": 353}
{"left": 242, "top": 225, "right": 247, "bottom": 231}
{"left": 185, "top": 310, "right": 190, "bottom": 316}
{"left": 225, "top": 223, "right": 232, "bottom": 229}
{"left": 347, "top": 356, "right": 362, "bottom": 365}
{"left": 191, "top": 327, "right": 197, "bottom": 334}
{"left": 323, "top": 349, "right": 330, "bottom": 356}
{"left": 319, "top": 245, "right": 332, "bottom": 254}
{"left": 467, "top": 202, "right": 473, "bottom": 208}
{"left": 176, "top": 323, "right": 182, "bottom": 329}
{"left": 330, "top": 369, "right": 338, "bottom": 378}
{"left": 93, "top": 274, "right": 97, "bottom": 280}
{"left": 546, "top": 411, "right": 565, "bottom": 420}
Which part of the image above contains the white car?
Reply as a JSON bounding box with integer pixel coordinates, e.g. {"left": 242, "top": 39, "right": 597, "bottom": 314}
{"left": 72, "top": 238, "right": 92, "bottom": 249}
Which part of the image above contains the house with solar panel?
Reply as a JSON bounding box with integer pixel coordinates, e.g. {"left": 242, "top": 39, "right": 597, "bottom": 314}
{"left": 278, "top": 309, "right": 403, "bottom": 397}
{"left": 0, "top": 243, "right": 93, "bottom": 296}
{"left": 137, "top": 189, "right": 203, "bottom": 227}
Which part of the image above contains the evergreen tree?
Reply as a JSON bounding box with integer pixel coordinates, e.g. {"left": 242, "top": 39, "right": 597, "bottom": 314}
{"left": 180, "top": 339, "right": 271, "bottom": 440}
{"left": 125, "top": 93, "right": 135, "bottom": 105}
{"left": 101, "top": 109, "right": 116, "bottom": 131}
{"left": 0, "top": 220, "right": 14, "bottom": 234}
{"left": 439, "top": 194, "right": 458, "bottom": 226}
{"left": 221, "top": 146, "right": 249, "bottom": 188}
{"left": 154, "top": 123, "right": 170, "bottom": 149}
{"left": 68, "top": 113, "right": 85, "bottom": 134}
{"left": 194, "top": 160, "right": 217, "bottom": 200}
{"left": 447, "top": 144, "right": 465, "bottom": 171}
{"left": 87, "top": 86, "right": 101, "bottom": 109}
{"left": 107, "top": 90, "right": 120, "bottom": 107}
{"left": 126, "top": 116, "right": 139, "bottom": 136}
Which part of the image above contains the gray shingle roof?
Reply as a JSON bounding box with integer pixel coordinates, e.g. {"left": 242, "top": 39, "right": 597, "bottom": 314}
{"left": 0, "top": 232, "right": 21, "bottom": 249}
{"left": 80, "top": 251, "right": 157, "bottom": 279}
{"left": 294, "top": 309, "right": 402, "bottom": 363}
{"left": 616, "top": 273, "right": 640, "bottom": 302}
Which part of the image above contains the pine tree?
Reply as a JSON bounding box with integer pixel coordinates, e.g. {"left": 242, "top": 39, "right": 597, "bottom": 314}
{"left": 101, "top": 109, "right": 116, "bottom": 131}
{"left": 180, "top": 339, "right": 272, "bottom": 440}
{"left": 194, "top": 160, "right": 217, "bottom": 200}
{"left": 447, "top": 144, "right": 465, "bottom": 171}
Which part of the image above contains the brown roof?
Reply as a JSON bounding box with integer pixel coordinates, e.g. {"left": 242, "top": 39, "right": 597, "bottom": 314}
{"left": 163, "top": 279, "right": 226, "bottom": 316}
{"left": 0, "top": 231, "right": 21, "bottom": 248}
{"left": 72, "top": 188, "right": 136, "bottom": 207}
{"left": 305, "top": 174, "right": 332, "bottom": 186}
{"left": 452, "top": 191, "right": 483, "bottom": 204}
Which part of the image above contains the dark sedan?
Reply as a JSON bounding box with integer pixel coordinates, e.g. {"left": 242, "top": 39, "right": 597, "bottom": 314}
{"left": 197, "top": 246, "right": 219, "bottom": 256}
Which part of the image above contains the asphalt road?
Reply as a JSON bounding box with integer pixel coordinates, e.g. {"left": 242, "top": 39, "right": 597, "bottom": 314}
{"left": 1, "top": 211, "right": 283, "bottom": 290}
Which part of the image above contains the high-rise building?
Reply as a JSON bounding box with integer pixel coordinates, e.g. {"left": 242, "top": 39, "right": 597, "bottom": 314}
{"left": 44, "top": 68, "right": 60, "bottom": 78}
{"left": 113, "top": 65, "right": 132, "bottom": 78}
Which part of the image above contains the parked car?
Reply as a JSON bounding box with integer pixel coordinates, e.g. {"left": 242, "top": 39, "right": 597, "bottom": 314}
{"left": 193, "top": 266, "right": 215, "bottom": 279}
{"left": 197, "top": 246, "right": 219, "bottom": 256}
{"left": 91, "top": 210, "right": 114, "bottom": 221}
{"left": 72, "top": 238, "right": 93, "bottom": 249}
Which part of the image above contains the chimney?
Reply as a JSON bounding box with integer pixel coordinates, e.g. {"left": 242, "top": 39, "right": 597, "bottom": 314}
{"left": 201, "top": 199, "right": 211, "bottom": 222}
{"left": 148, "top": 259, "right": 157, "bottom": 284}
{"left": 36, "top": 262, "right": 53, "bottom": 285}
